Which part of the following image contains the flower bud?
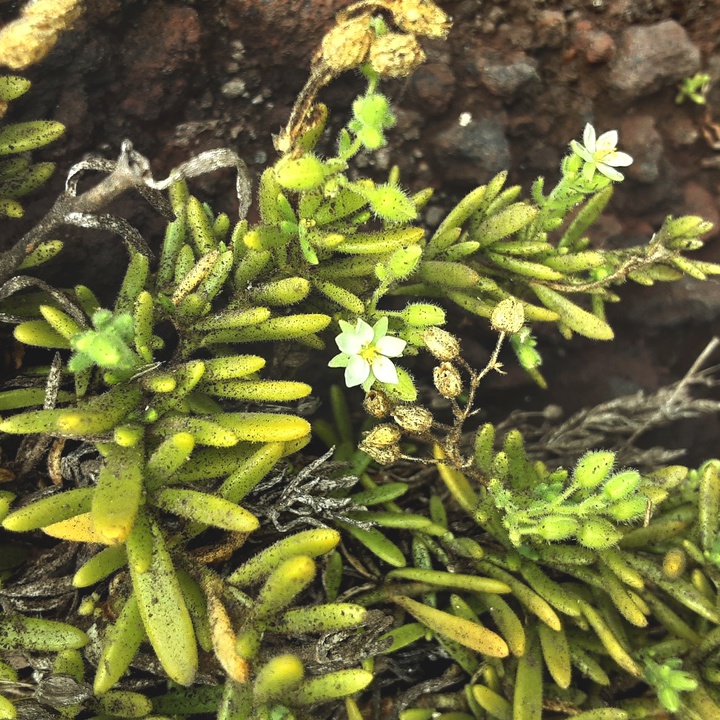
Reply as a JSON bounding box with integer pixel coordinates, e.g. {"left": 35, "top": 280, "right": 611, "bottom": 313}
{"left": 574, "top": 450, "right": 615, "bottom": 489}
{"left": 577, "top": 518, "right": 623, "bottom": 549}
{"left": 535, "top": 516, "right": 579, "bottom": 542}
{"left": 602, "top": 469, "right": 641, "bottom": 500}
{"left": 491, "top": 297, "right": 525, "bottom": 334}
{"left": 392, "top": 405, "right": 433, "bottom": 434}
{"left": 318, "top": 16, "right": 373, "bottom": 74}
{"left": 422, "top": 327, "right": 460, "bottom": 361}
{"left": 433, "top": 362, "right": 462, "bottom": 399}
{"left": 402, "top": 303, "right": 446, "bottom": 327}
{"left": 368, "top": 32, "right": 426, "bottom": 78}
{"left": 363, "top": 390, "right": 392, "bottom": 418}
{"left": 274, "top": 154, "right": 327, "bottom": 191}
{"left": 606, "top": 496, "right": 646, "bottom": 522}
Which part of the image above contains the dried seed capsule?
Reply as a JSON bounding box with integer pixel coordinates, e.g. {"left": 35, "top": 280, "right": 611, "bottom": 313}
{"left": 317, "top": 16, "right": 373, "bottom": 74}
{"left": 422, "top": 326, "right": 460, "bottom": 361}
{"left": 433, "top": 361, "right": 462, "bottom": 398}
{"left": 368, "top": 32, "right": 426, "bottom": 78}
{"left": 362, "top": 423, "right": 402, "bottom": 447}
{"left": 358, "top": 442, "right": 401, "bottom": 465}
{"left": 363, "top": 389, "right": 392, "bottom": 418}
{"left": 392, "top": 404, "right": 433, "bottom": 434}
{"left": 490, "top": 297, "right": 525, "bottom": 334}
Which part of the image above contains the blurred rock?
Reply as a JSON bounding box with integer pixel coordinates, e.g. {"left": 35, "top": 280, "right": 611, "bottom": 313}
{"left": 608, "top": 20, "right": 700, "bottom": 98}
{"left": 620, "top": 115, "right": 663, "bottom": 183}
{"left": 409, "top": 63, "right": 456, "bottom": 116}
{"left": 573, "top": 19, "right": 615, "bottom": 64}
{"left": 432, "top": 115, "right": 510, "bottom": 183}
{"left": 474, "top": 51, "right": 540, "bottom": 98}
{"left": 119, "top": 3, "right": 201, "bottom": 120}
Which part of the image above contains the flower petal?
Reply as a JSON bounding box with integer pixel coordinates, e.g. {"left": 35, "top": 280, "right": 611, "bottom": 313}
{"left": 605, "top": 150, "right": 633, "bottom": 167}
{"left": 583, "top": 123, "right": 596, "bottom": 151}
{"left": 582, "top": 161, "right": 597, "bottom": 182}
{"left": 336, "top": 332, "right": 364, "bottom": 354}
{"left": 355, "top": 318, "right": 374, "bottom": 344}
{"left": 376, "top": 335, "right": 407, "bottom": 358}
{"left": 371, "top": 355, "right": 399, "bottom": 385}
{"left": 345, "top": 354, "right": 371, "bottom": 387}
{"left": 372, "top": 316, "right": 389, "bottom": 343}
{"left": 597, "top": 163, "right": 624, "bottom": 182}
{"left": 595, "top": 129, "right": 618, "bottom": 153}
{"left": 328, "top": 353, "right": 350, "bottom": 368}
{"left": 570, "top": 139, "right": 594, "bottom": 164}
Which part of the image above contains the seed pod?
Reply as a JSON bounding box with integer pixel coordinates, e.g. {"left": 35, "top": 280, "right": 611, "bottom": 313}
{"left": 433, "top": 361, "right": 462, "bottom": 398}
{"left": 369, "top": 32, "right": 426, "bottom": 78}
{"left": 362, "top": 423, "right": 402, "bottom": 447}
{"left": 535, "top": 515, "right": 579, "bottom": 542}
{"left": 363, "top": 389, "right": 392, "bottom": 418}
{"left": 422, "top": 327, "right": 460, "bottom": 361}
{"left": 317, "top": 15, "right": 372, "bottom": 73}
{"left": 392, "top": 404, "right": 433, "bottom": 434}
{"left": 490, "top": 296, "right": 525, "bottom": 334}
{"left": 274, "top": 154, "right": 327, "bottom": 192}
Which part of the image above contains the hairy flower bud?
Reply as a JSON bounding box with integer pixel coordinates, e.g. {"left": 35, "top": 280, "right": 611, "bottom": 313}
{"left": 433, "top": 362, "right": 462, "bottom": 399}
{"left": 368, "top": 32, "right": 426, "bottom": 78}
{"left": 577, "top": 518, "right": 623, "bottom": 549}
{"left": 363, "top": 389, "right": 392, "bottom": 418}
{"left": 535, "top": 516, "right": 579, "bottom": 542}
{"left": 402, "top": 303, "right": 446, "bottom": 327}
{"left": 392, "top": 404, "right": 433, "bottom": 434}
{"left": 422, "top": 327, "right": 460, "bottom": 361}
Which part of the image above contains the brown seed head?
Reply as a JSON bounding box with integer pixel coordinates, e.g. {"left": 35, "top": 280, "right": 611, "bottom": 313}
{"left": 392, "top": 0, "right": 451, "bottom": 38}
{"left": 392, "top": 404, "right": 433, "bottom": 434}
{"left": 422, "top": 326, "right": 460, "bottom": 362}
{"left": 491, "top": 297, "right": 525, "bottom": 335}
{"left": 364, "top": 389, "right": 392, "bottom": 418}
{"left": 368, "top": 32, "right": 426, "bottom": 78}
{"left": 433, "top": 362, "right": 463, "bottom": 398}
{"left": 317, "top": 15, "right": 374, "bottom": 74}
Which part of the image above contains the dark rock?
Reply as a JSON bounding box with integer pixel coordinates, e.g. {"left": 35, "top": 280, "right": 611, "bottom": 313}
{"left": 474, "top": 51, "right": 540, "bottom": 98}
{"left": 663, "top": 114, "right": 701, "bottom": 147}
{"left": 608, "top": 20, "right": 700, "bottom": 98}
{"left": 409, "top": 63, "right": 456, "bottom": 116}
{"left": 620, "top": 115, "right": 663, "bottom": 183}
{"left": 431, "top": 115, "right": 510, "bottom": 183}
{"left": 119, "top": 3, "right": 202, "bottom": 120}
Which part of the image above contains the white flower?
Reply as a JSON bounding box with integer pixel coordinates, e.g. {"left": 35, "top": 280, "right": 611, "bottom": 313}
{"left": 570, "top": 123, "right": 633, "bottom": 182}
{"left": 328, "top": 317, "right": 406, "bottom": 391}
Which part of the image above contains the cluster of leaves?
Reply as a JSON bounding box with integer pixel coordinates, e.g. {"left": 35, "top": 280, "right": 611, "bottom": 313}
{"left": 2, "top": 2, "right": 720, "bottom": 719}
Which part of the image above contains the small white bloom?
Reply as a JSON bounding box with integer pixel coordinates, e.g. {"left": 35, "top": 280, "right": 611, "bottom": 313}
{"left": 328, "top": 317, "right": 406, "bottom": 391}
{"left": 570, "top": 123, "right": 633, "bottom": 182}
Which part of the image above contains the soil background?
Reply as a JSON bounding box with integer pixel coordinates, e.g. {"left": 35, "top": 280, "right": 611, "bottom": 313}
{"left": 2, "top": 0, "right": 720, "bottom": 464}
